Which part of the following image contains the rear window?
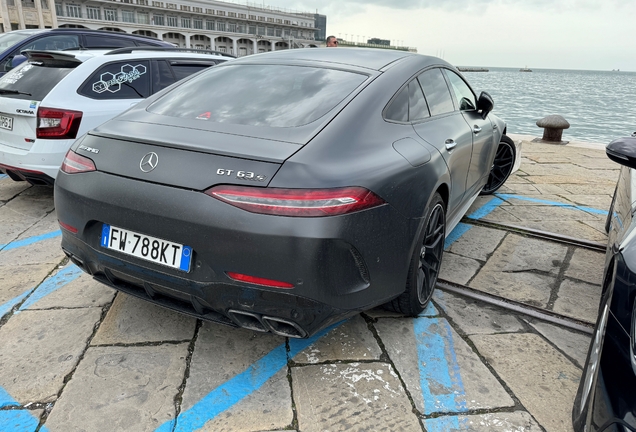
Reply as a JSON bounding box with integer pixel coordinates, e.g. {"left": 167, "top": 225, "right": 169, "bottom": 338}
{"left": 148, "top": 64, "right": 368, "bottom": 128}
{"left": 0, "top": 62, "right": 75, "bottom": 100}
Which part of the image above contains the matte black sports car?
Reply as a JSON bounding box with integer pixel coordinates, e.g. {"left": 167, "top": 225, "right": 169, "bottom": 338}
{"left": 55, "top": 48, "right": 518, "bottom": 338}
{"left": 572, "top": 134, "right": 636, "bottom": 432}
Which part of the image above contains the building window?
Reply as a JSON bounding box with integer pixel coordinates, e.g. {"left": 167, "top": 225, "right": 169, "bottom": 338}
{"left": 284, "top": 20, "right": 290, "bottom": 24}
{"left": 205, "top": 8, "right": 214, "bottom": 14}
{"left": 167, "top": 15, "right": 177, "bottom": 27}
{"left": 217, "top": 22, "right": 225, "bottom": 31}
{"left": 275, "top": 18, "right": 282, "bottom": 23}
{"left": 180, "top": 5, "right": 190, "bottom": 11}
{"left": 193, "top": 19, "right": 202, "bottom": 29}
{"left": 151, "top": 1, "right": 162, "bottom": 7}
{"left": 122, "top": 10, "right": 135, "bottom": 23}
{"left": 292, "top": 30, "right": 298, "bottom": 37}
{"left": 166, "top": 3, "right": 176, "bottom": 9}
{"left": 216, "top": 10, "right": 225, "bottom": 16}
{"left": 275, "top": 28, "right": 282, "bottom": 37}
{"left": 192, "top": 7, "right": 201, "bottom": 12}
{"left": 66, "top": 4, "right": 82, "bottom": 18}
{"left": 137, "top": 0, "right": 149, "bottom": 5}
{"left": 205, "top": 20, "right": 214, "bottom": 30}
{"left": 228, "top": 12, "right": 236, "bottom": 17}
{"left": 237, "top": 24, "right": 245, "bottom": 33}
{"left": 248, "top": 15, "right": 256, "bottom": 20}
{"left": 137, "top": 12, "right": 149, "bottom": 24}
{"left": 258, "top": 16, "right": 265, "bottom": 21}
{"left": 153, "top": 14, "right": 164, "bottom": 25}
{"left": 55, "top": 2, "right": 62, "bottom": 15}
{"left": 22, "top": 0, "right": 36, "bottom": 8}
{"left": 40, "top": 0, "right": 49, "bottom": 10}
{"left": 266, "top": 27, "right": 274, "bottom": 36}
{"left": 248, "top": 25, "right": 256, "bottom": 34}
{"left": 238, "top": 13, "right": 246, "bottom": 19}
{"left": 181, "top": 17, "right": 191, "bottom": 28}
{"left": 228, "top": 23, "right": 236, "bottom": 32}
{"left": 257, "top": 26, "right": 265, "bottom": 36}
{"left": 104, "top": 8, "right": 117, "bottom": 21}
{"left": 267, "top": 17, "right": 274, "bottom": 23}
{"left": 86, "top": 6, "right": 100, "bottom": 19}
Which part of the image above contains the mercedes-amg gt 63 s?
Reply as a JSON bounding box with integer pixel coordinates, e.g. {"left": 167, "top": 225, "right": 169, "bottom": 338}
{"left": 55, "top": 48, "right": 519, "bottom": 338}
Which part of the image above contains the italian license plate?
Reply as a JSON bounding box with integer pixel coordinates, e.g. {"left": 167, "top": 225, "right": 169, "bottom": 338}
{"left": 100, "top": 224, "right": 192, "bottom": 272}
{"left": 0, "top": 115, "right": 13, "bottom": 131}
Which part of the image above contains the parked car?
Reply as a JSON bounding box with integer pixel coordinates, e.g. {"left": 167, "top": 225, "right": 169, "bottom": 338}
{"left": 0, "top": 47, "right": 234, "bottom": 184}
{"left": 54, "top": 48, "right": 520, "bottom": 338}
{"left": 0, "top": 28, "right": 173, "bottom": 76}
{"left": 572, "top": 133, "right": 636, "bottom": 432}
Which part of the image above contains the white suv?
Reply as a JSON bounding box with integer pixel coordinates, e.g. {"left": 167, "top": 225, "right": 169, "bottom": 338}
{"left": 0, "top": 47, "right": 234, "bottom": 184}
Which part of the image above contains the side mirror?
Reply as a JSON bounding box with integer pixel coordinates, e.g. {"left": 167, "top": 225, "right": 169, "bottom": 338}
{"left": 477, "top": 91, "right": 494, "bottom": 119}
{"left": 606, "top": 136, "right": 636, "bottom": 169}
{"left": 10, "top": 54, "right": 27, "bottom": 69}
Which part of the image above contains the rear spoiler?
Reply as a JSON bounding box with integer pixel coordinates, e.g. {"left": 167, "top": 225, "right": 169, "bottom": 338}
{"left": 20, "top": 50, "right": 83, "bottom": 67}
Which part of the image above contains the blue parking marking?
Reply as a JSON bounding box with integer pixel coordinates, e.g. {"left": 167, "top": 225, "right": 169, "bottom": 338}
{"left": 0, "top": 387, "right": 49, "bottom": 432}
{"left": 424, "top": 415, "right": 467, "bottom": 431}
{"left": 445, "top": 222, "right": 472, "bottom": 250}
{"left": 156, "top": 322, "right": 343, "bottom": 432}
{"left": 0, "top": 174, "right": 7, "bottom": 179}
{"left": 415, "top": 317, "right": 467, "bottom": 414}
{"left": 0, "top": 290, "right": 32, "bottom": 321}
{"left": 18, "top": 264, "right": 83, "bottom": 311}
{"left": 0, "top": 230, "right": 61, "bottom": 252}
{"left": 496, "top": 193, "right": 607, "bottom": 215}
{"left": 466, "top": 196, "right": 505, "bottom": 220}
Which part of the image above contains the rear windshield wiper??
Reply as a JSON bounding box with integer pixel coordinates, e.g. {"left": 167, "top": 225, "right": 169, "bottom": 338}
{"left": 0, "top": 89, "right": 32, "bottom": 96}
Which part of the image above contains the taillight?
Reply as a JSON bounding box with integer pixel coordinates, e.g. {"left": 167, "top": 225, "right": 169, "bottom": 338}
{"left": 58, "top": 220, "right": 78, "bottom": 234}
{"left": 36, "top": 107, "right": 82, "bottom": 139}
{"left": 226, "top": 272, "right": 294, "bottom": 289}
{"left": 60, "top": 149, "right": 96, "bottom": 174}
{"left": 206, "top": 185, "right": 385, "bottom": 217}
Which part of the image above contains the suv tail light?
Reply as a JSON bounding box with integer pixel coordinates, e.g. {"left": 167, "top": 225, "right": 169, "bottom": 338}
{"left": 36, "top": 107, "right": 82, "bottom": 139}
{"left": 60, "top": 149, "right": 96, "bottom": 174}
{"left": 206, "top": 185, "right": 385, "bottom": 217}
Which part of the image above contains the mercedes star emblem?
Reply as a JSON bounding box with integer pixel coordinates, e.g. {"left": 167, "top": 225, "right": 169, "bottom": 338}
{"left": 139, "top": 152, "right": 159, "bottom": 173}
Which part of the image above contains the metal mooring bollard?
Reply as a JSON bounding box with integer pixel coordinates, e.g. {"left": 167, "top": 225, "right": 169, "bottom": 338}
{"left": 536, "top": 115, "right": 570, "bottom": 143}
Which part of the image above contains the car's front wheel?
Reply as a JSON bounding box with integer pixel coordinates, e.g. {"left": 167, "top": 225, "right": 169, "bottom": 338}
{"left": 385, "top": 193, "right": 445, "bottom": 316}
{"left": 480, "top": 135, "right": 516, "bottom": 195}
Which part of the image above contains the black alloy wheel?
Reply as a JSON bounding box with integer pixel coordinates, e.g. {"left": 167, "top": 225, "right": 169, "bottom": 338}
{"left": 385, "top": 193, "right": 446, "bottom": 316}
{"left": 480, "top": 135, "right": 516, "bottom": 195}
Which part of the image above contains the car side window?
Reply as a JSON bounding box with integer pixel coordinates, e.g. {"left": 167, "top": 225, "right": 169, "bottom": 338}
{"left": 20, "top": 35, "right": 80, "bottom": 51}
{"left": 84, "top": 35, "right": 137, "bottom": 48}
{"left": 409, "top": 80, "right": 430, "bottom": 121}
{"left": 78, "top": 60, "right": 151, "bottom": 100}
{"left": 169, "top": 61, "right": 215, "bottom": 81}
{"left": 152, "top": 60, "right": 176, "bottom": 93}
{"left": 417, "top": 69, "right": 455, "bottom": 116}
{"left": 384, "top": 85, "right": 409, "bottom": 122}
{"left": 444, "top": 70, "right": 477, "bottom": 111}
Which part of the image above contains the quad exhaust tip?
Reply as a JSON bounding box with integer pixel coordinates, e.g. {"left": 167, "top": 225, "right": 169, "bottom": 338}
{"left": 228, "top": 309, "right": 307, "bottom": 338}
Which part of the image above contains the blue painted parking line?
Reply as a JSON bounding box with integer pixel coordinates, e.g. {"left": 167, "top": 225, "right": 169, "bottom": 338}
{"left": 496, "top": 193, "right": 607, "bottom": 215}
{"left": 0, "top": 387, "right": 48, "bottom": 432}
{"left": 424, "top": 415, "right": 468, "bottom": 431}
{"left": 0, "top": 174, "right": 7, "bottom": 179}
{"left": 157, "top": 322, "right": 343, "bottom": 432}
{"left": 0, "top": 230, "right": 61, "bottom": 252}
{"left": 415, "top": 317, "right": 467, "bottom": 415}
{"left": 18, "top": 265, "right": 82, "bottom": 311}
{"left": 466, "top": 196, "right": 505, "bottom": 220}
{"left": 444, "top": 222, "right": 472, "bottom": 250}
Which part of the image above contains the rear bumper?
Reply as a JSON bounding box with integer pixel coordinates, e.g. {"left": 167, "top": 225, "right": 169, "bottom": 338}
{"left": 0, "top": 138, "right": 73, "bottom": 183}
{"left": 55, "top": 171, "right": 420, "bottom": 337}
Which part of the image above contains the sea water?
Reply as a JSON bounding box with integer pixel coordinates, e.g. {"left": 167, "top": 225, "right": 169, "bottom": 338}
{"left": 463, "top": 68, "right": 636, "bottom": 145}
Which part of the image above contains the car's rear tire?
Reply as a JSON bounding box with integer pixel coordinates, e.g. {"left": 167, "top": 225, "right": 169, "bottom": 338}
{"left": 480, "top": 135, "right": 516, "bottom": 195}
{"left": 385, "top": 193, "right": 445, "bottom": 316}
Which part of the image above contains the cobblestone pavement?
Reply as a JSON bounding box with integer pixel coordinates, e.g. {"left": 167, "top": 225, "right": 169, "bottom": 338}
{"left": 0, "top": 137, "right": 617, "bottom": 431}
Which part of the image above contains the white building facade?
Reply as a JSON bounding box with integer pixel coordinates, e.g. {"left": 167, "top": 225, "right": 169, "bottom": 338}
{"left": 53, "top": 0, "right": 320, "bottom": 55}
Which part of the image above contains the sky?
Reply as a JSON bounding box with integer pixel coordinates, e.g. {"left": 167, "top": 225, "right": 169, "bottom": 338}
{"left": 269, "top": 0, "right": 636, "bottom": 71}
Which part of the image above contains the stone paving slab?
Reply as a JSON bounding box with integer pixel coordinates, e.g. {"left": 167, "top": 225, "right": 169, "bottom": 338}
{"left": 471, "top": 333, "right": 581, "bottom": 432}
{"left": 439, "top": 252, "right": 481, "bottom": 285}
{"left": 424, "top": 411, "right": 543, "bottom": 431}
{"left": 0, "top": 263, "right": 52, "bottom": 313}
{"left": 525, "top": 320, "right": 591, "bottom": 369}
{"left": 0, "top": 308, "right": 103, "bottom": 403}
{"left": 292, "top": 362, "right": 422, "bottom": 432}
{"left": 91, "top": 293, "right": 197, "bottom": 345}
{"left": 565, "top": 249, "right": 605, "bottom": 285}
{"left": 0, "top": 212, "right": 64, "bottom": 266}
{"left": 445, "top": 225, "right": 507, "bottom": 261}
{"left": 179, "top": 323, "right": 292, "bottom": 432}
{"left": 23, "top": 272, "right": 116, "bottom": 310}
{"left": 0, "top": 179, "right": 30, "bottom": 202}
{"left": 375, "top": 316, "right": 515, "bottom": 415}
{"left": 293, "top": 314, "right": 382, "bottom": 364}
{"left": 44, "top": 344, "right": 189, "bottom": 431}
{"left": 552, "top": 279, "right": 602, "bottom": 324}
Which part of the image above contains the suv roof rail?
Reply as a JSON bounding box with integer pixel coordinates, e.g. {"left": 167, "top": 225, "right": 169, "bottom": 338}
{"left": 50, "top": 28, "right": 165, "bottom": 42}
{"left": 105, "top": 47, "right": 236, "bottom": 58}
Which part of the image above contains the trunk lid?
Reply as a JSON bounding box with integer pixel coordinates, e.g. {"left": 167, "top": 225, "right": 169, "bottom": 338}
{"left": 0, "top": 97, "right": 38, "bottom": 150}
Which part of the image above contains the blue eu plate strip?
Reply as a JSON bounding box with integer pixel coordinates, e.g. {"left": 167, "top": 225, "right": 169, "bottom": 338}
{"left": 100, "top": 224, "right": 110, "bottom": 248}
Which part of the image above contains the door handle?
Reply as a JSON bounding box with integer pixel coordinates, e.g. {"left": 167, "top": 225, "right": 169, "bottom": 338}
{"left": 473, "top": 125, "right": 482, "bottom": 134}
{"left": 445, "top": 139, "right": 457, "bottom": 151}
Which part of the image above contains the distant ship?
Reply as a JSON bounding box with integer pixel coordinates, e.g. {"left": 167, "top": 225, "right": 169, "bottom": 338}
{"left": 520, "top": 66, "right": 532, "bottom": 72}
